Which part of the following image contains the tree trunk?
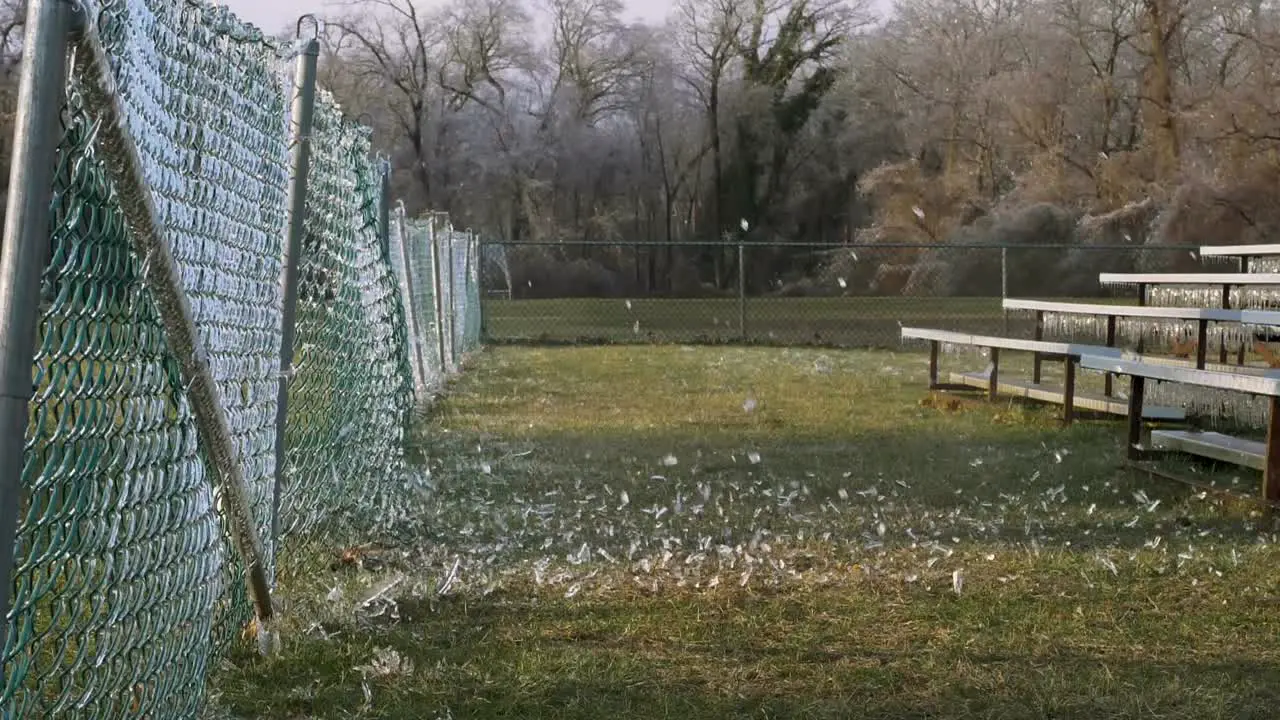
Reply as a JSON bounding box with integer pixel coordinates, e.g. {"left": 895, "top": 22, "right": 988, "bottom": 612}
{"left": 1142, "top": 0, "right": 1181, "bottom": 182}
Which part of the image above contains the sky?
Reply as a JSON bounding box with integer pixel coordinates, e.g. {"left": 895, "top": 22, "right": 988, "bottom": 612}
{"left": 219, "top": 0, "right": 894, "bottom": 37}
{"left": 222, "top": 0, "right": 677, "bottom": 34}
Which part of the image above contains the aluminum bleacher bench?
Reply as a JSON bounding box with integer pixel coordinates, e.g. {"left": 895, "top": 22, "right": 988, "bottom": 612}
{"left": 1080, "top": 355, "right": 1280, "bottom": 504}
{"left": 901, "top": 327, "right": 1184, "bottom": 424}
{"left": 1004, "top": 298, "right": 1280, "bottom": 373}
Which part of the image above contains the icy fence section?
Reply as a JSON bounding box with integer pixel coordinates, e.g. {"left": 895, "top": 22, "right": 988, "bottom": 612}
{"left": 393, "top": 210, "right": 483, "bottom": 399}
{"left": 0, "top": 0, "right": 480, "bottom": 717}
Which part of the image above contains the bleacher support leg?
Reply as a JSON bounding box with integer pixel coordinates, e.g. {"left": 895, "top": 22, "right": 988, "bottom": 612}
{"left": 1062, "top": 358, "right": 1075, "bottom": 426}
{"left": 1264, "top": 396, "right": 1280, "bottom": 508}
{"left": 1126, "top": 375, "right": 1145, "bottom": 460}
{"left": 1219, "top": 284, "right": 1230, "bottom": 364}
{"left": 988, "top": 348, "right": 1000, "bottom": 400}
{"left": 1195, "top": 319, "right": 1208, "bottom": 370}
{"left": 1104, "top": 316, "right": 1116, "bottom": 396}
{"left": 1135, "top": 285, "right": 1146, "bottom": 353}
{"left": 1032, "top": 311, "right": 1043, "bottom": 384}
{"left": 928, "top": 340, "right": 939, "bottom": 388}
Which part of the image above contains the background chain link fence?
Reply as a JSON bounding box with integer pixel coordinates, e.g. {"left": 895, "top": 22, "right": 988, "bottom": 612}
{"left": 393, "top": 212, "right": 482, "bottom": 398}
{"left": 480, "top": 241, "right": 1223, "bottom": 348}
{"left": 0, "top": 1, "right": 482, "bottom": 717}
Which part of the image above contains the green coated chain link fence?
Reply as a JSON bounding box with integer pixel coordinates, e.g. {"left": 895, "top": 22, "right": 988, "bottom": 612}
{"left": 0, "top": 1, "right": 482, "bottom": 717}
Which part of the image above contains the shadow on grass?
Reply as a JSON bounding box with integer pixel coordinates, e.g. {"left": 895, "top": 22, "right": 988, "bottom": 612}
{"left": 222, "top": 582, "right": 1280, "bottom": 720}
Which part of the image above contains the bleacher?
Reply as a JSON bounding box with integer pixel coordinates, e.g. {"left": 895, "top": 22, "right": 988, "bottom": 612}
{"left": 902, "top": 244, "right": 1280, "bottom": 502}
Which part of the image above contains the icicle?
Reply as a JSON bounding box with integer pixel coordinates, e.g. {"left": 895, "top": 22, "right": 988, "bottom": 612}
{"left": 1043, "top": 312, "right": 1107, "bottom": 343}
{"left": 1147, "top": 380, "right": 1271, "bottom": 429}
{"left": 1251, "top": 257, "right": 1280, "bottom": 273}
{"left": 1234, "top": 286, "right": 1280, "bottom": 310}
{"left": 1148, "top": 285, "right": 1221, "bottom": 308}
{"left": 939, "top": 342, "right": 987, "bottom": 359}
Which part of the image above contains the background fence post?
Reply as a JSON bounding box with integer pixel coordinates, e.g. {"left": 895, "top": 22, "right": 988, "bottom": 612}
{"left": 395, "top": 206, "right": 429, "bottom": 404}
{"left": 429, "top": 217, "right": 448, "bottom": 373}
{"left": 0, "top": 0, "right": 74, "bottom": 677}
{"left": 476, "top": 237, "right": 483, "bottom": 340}
{"left": 378, "top": 164, "right": 391, "bottom": 260}
{"left": 738, "top": 241, "right": 747, "bottom": 341}
{"left": 1001, "top": 246, "right": 1009, "bottom": 334}
{"left": 269, "top": 32, "right": 319, "bottom": 556}
{"left": 445, "top": 229, "right": 457, "bottom": 367}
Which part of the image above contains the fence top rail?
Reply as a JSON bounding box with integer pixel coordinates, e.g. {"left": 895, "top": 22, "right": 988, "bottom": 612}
{"left": 1198, "top": 244, "right": 1280, "bottom": 258}
{"left": 1080, "top": 355, "right": 1280, "bottom": 396}
{"left": 901, "top": 326, "right": 1126, "bottom": 357}
{"left": 1004, "top": 299, "right": 1280, "bottom": 325}
{"left": 1098, "top": 272, "right": 1280, "bottom": 286}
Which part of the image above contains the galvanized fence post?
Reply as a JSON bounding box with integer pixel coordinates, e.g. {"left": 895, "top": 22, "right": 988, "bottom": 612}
{"left": 268, "top": 30, "right": 318, "bottom": 548}
{"left": 445, "top": 229, "right": 457, "bottom": 367}
{"left": 1001, "top": 246, "right": 1009, "bottom": 334}
{"left": 738, "top": 242, "right": 747, "bottom": 341}
{"left": 428, "top": 217, "right": 448, "bottom": 374}
{"left": 378, "top": 164, "right": 391, "bottom": 261}
{"left": 0, "top": 0, "right": 75, "bottom": 677}
{"left": 476, "top": 238, "right": 483, "bottom": 338}
{"left": 394, "top": 206, "right": 429, "bottom": 404}
{"left": 269, "top": 31, "right": 319, "bottom": 551}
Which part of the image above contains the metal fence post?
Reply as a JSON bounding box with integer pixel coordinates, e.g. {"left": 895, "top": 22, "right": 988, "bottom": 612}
{"left": 428, "top": 217, "right": 448, "bottom": 373}
{"left": 378, "top": 164, "right": 390, "bottom": 261}
{"left": 445, "top": 230, "right": 457, "bottom": 366}
{"left": 0, "top": 0, "right": 74, "bottom": 675}
{"left": 738, "top": 242, "right": 747, "bottom": 341}
{"left": 269, "top": 32, "right": 319, "bottom": 554}
{"left": 395, "top": 206, "right": 429, "bottom": 404}
{"left": 476, "top": 237, "right": 483, "bottom": 338}
{"left": 1001, "top": 246, "right": 1009, "bottom": 334}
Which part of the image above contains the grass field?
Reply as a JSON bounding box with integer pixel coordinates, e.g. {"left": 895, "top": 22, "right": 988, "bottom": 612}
{"left": 212, "top": 345, "right": 1280, "bottom": 719}
{"left": 483, "top": 296, "right": 1021, "bottom": 347}
{"left": 481, "top": 296, "right": 1143, "bottom": 347}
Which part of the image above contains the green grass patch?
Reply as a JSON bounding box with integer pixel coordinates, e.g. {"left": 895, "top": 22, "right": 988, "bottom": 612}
{"left": 481, "top": 296, "right": 1143, "bottom": 347}
{"left": 212, "top": 345, "right": 1280, "bottom": 719}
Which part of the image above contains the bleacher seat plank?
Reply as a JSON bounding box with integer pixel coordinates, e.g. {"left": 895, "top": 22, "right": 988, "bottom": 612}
{"left": 1079, "top": 354, "right": 1280, "bottom": 504}
{"left": 1078, "top": 357, "right": 1280, "bottom": 396}
{"left": 1098, "top": 272, "right": 1280, "bottom": 285}
{"left": 1150, "top": 430, "right": 1265, "bottom": 471}
{"left": 1003, "top": 299, "right": 1280, "bottom": 325}
{"left": 901, "top": 327, "right": 1125, "bottom": 358}
{"left": 1198, "top": 244, "right": 1280, "bottom": 258}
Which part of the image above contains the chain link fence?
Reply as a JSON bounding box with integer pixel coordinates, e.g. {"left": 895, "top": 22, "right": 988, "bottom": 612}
{"left": 480, "top": 241, "right": 1223, "bottom": 348}
{"left": 390, "top": 211, "right": 482, "bottom": 400}
{"left": 0, "top": 1, "right": 481, "bottom": 717}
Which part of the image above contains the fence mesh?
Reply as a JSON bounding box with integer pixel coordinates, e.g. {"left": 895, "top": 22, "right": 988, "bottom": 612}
{"left": 480, "top": 242, "right": 1219, "bottom": 347}
{"left": 0, "top": 1, "right": 482, "bottom": 717}
{"left": 396, "top": 214, "right": 483, "bottom": 396}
